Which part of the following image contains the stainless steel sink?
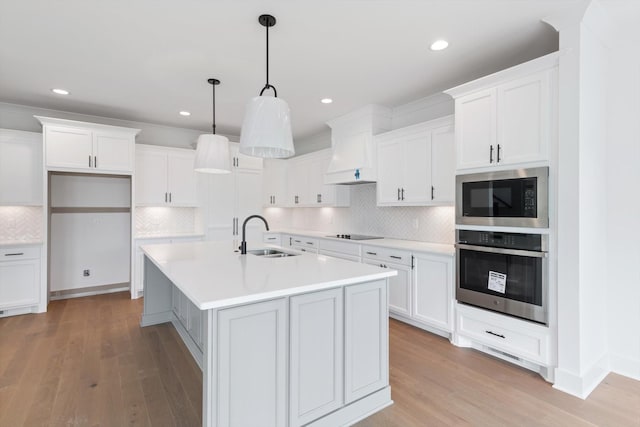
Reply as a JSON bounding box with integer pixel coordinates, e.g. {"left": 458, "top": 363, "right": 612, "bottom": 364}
{"left": 248, "top": 249, "right": 298, "bottom": 257}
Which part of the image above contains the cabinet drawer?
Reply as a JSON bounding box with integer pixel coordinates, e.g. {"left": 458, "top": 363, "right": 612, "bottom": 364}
{"left": 362, "top": 246, "right": 411, "bottom": 266}
{"left": 319, "top": 239, "right": 360, "bottom": 257}
{"left": 457, "top": 307, "right": 549, "bottom": 364}
{"left": 0, "top": 246, "right": 40, "bottom": 261}
{"left": 291, "top": 236, "right": 318, "bottom": 249}
{"left": 263, "top": 233, "right": 281, "bottom": 246}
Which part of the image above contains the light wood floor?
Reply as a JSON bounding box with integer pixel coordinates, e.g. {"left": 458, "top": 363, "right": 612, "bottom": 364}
{"left": 1, "top": 293, "right": 638, "bottom": 426}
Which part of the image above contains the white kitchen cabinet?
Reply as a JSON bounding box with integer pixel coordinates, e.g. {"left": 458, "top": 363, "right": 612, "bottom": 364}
{"left": 288, "top": 149, "right": 350, "bottom": 207}
{"left": 135, "top": 144, "right": 198, "bottom": 206}
{"left": 412, "top": 252, "right": 454, "bottom": 332}
{"left": 445, "top": 55, "right": 557, "bottom": 171}
{"left": 202, "top": 143, "right": 264, "bottom": 242}
{"left": 134, "top": 235, "right": 203, "bottom": 298}
{"left": 375, "top": 116, "right": 454, "bottom": 206}
{"left": 455, "top": 303, "right": 551, "bottom": 366}
{"left": 0, "top": 246, "right": 41, "bottom": 314}
{"left": 37, "top": 117, "right": 139, "bottom": 174}
{"left": 344, "top": 280, "right": 388, "bottom": 404}
{"left": 362, "top": 246, "right": 412, "bottom": 317}
{"left": 0, "top": 129, "right": 42, "bottom": 206}
{"left": 217, "top": 298, "right": 288, "bottom": 427}
{"left": 263, "top": 232, "right": 282, "bottom": 246}
{"left": 290, "top": 236, "right": 319, "bottom": 254}
{"left": 318, "top": 238, "right": 361, "bottom": 263}
{"left": 290, "top": 288, "right": 343, "bottom": 426}
{"left": 171, "top": 283, "right": 205, "bottom": 352}
{"left": 262, "top": 159, "right": 288, "bottom": 207}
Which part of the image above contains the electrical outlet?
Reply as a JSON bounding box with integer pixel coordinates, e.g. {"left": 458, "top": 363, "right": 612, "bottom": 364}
{"left": 83, "top": 269, "right": 90, "bottom": 277}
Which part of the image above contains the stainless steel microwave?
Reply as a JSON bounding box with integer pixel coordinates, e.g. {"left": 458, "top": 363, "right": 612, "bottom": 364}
{"left": 456, "top": 167, "right": 549, "bottom": 228}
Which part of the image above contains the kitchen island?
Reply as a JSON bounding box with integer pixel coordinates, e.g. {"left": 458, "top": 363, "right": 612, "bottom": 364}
{"left": 140, "top": 240, "right": 396, "bottom": 427}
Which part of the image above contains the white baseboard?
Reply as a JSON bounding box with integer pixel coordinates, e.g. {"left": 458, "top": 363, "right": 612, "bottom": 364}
{"left": 553, "top": 354, "right": 610, "bottom": 399}
{"left": 609, "top": 353, "right": 640, "bottom": 381}
{"left": 389, "top": 313, "right": 451, "bottom": 340}
{"left": 140, "top": 310, "right": 172, "bottom": 327}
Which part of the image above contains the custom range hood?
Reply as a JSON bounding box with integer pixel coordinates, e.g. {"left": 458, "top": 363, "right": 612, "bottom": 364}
{"left": 324, "top": 105, "right": 391, "bottom": 185}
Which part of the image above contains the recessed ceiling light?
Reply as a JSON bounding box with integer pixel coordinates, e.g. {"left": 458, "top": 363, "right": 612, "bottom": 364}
{"left": 430, "top": 40, "right": 449, "bottom": 51}
{"left": 179, "top": 111, "right": 191, "bottom": 116}
{"left": 321, "top": 98, "right": 333, "bottom": 104}
{"left": 51, "top": 88, "right": 70, "bottom": 95}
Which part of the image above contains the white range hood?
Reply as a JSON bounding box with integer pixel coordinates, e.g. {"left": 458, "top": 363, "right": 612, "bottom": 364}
{"left": 324, "top": 105, "right": 392, "bottom": 185}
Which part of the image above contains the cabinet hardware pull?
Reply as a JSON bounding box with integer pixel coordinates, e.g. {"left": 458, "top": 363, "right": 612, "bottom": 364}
{"left": 397, "top": 188, "right": 400, "bottom": 201}
{"left": 294, "top": 240, "right": 301, "bottom": 243}
{"left": 306, "top": 242, "right": 313, "bottom": 245}
{"left": 317, "top": 194, "right": 321, "bottom": 203}
{"left": 236, "top": 157, "right": 239, "bottom": 168}
{"left": 89, "top": 155, "right": 92, "bottom": 167}
{"left": 497, "top": 144, "right": 501, "bottom": 163}
{"left": 390, "top": 255, "right": 402, "bottom": 260}
{"left": 411, "top": 255, "right": 414, "bottom": 270}
{"left": 366, "top": 251, "right": 377, "bottom": 256}
{"left": 401, "top": 188, "right": 405, "bottom": 200}
{"left": 169, "top": 193, "right": 172, "bottom": 203}
{"left": 165, "top": 192, "right": 168, "bottom": 203}
{"left": 267, "top": 237, "right": 276, "bottom": 241}
{"left": 289, "top": 237, "right": 292, "bottom": 246}
{"left": 485, "top": 330, "right": 506, "bottom": 339}
{"left": 94, "top": 156, "right": 97, "bottom": 168}
{"left": 273, "top": 196, "right": 276, "bottom": 204}
{"left": 431, "top": 186, "right": 434, "bottom": 200}
{"left": 489, "top": 145, "right": 494, "bottom": 163}
{"left": 4, "top": 252, "right": 24, "bottom": 256}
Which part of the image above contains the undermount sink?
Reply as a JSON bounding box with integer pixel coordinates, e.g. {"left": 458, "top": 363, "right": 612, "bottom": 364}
{"left": 248, "top": 249, "right": 298, "bottom": 258}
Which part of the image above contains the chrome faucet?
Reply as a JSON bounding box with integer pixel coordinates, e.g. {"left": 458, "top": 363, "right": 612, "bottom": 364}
{"left": 239, "top": 215, "right": 270, "bottom": 254}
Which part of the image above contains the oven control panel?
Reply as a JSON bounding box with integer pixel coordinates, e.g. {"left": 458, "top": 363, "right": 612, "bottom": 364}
{"left": 457, "top": 230, "right": 544, "bottom": 251}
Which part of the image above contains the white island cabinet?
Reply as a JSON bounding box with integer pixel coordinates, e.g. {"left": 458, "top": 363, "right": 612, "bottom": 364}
{"left": 140, "top": 240, "right": 395, "bottom": 427}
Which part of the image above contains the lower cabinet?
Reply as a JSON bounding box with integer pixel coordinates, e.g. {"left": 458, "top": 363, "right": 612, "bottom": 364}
{"left": 217, "top": 298, "right": 288, "bottom": 427}
{"left": 412, "top": 252, "right": 454, "bottom": 333}
{"left": 172, "top": 286, "right": 204, "bottom": 351}
{"left": 0, "top": 245, "right": 42, "bottom": 315}
{"left": 290, "top": 288, "right": 343, "bottom": 426}
{"left": 362, "top": 257, "right": 411, "bottom": 317}
{"left": 344, "top": 280, "right": 388, "bottom": 403}
{"left": 210, "top": 281, "right": 388, "bottom": 427}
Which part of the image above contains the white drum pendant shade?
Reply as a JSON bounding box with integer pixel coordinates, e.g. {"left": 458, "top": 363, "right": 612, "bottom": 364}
{"left": 194, "top": 133, "right": 231, "bottom": 174}
{"left": 239, "top": 95, "right": 295, "bottom": 158}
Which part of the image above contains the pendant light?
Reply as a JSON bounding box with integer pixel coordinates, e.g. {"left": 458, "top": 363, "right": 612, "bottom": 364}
{"left": 239, "top": 14, "right": 295, "bottom": 158}
{"left": 194, "top": 78, "right": 231, "bottom": 173}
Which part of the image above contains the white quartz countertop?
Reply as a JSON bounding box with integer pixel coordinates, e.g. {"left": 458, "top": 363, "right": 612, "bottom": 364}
{"left": 135, "top": 232, "right": 205, "bottom": 240}
{"left": 269, "top": 229, "right": 455, "bottom": 256}
{"left": 0, "top": 240, "right": 43, "bottom": 247}
{"left": 142, "top": 240, "right": 396, "bottom": 311}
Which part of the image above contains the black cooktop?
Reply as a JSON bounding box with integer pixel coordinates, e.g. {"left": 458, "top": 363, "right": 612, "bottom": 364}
{"left": 329, "top": 234, "right": 383, "bottom": 241}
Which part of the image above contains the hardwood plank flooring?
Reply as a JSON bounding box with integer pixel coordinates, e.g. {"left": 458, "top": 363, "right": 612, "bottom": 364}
{"left": 1, "top": 292, "right": 638, "bottom": 426}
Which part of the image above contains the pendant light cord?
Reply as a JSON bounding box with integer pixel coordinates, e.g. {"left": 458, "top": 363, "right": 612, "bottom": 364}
{"left": 212, "top": 81, "right": 216, "bottom": 134}
{"left": 260, "top": 19, "right": 278, "bottom": 97}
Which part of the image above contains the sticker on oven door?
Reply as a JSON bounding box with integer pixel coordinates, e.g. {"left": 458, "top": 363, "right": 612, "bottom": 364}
{"left": 488, "top": 271, "right": 507, "bottom": 294}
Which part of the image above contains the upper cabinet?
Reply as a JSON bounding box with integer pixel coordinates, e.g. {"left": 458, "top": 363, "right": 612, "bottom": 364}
{"left": 445, "top": 53, "right": 558, "bottom": 171}
{"left": 0, "top": 129, "right": 42, "bottom": 206}
{"left": 375, "top": 116, "right": 454, "bottom": 206}
{"left": 262, "top": 159, "right": 288, "bottom": 207}
{"left": 288, "top": 149, "right": 350, "bottom": 207}
{"left": 135, "top": 144, "right": 198, "bottom": 206}
{"left": 36, "top": 116, "right": 140, "bottom": 174}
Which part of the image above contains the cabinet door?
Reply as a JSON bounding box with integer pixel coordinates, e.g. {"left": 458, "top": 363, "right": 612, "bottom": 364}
{"left": 401, "top": 132, "right": 431, "bottom": 204}
{"left": 498, "top": 71, "right": 550, "bottom": 165}
{"left": 290, "top": 289, "right": 343, "bottom": 426}
{"left": 363, "top": 260, "right": 411, "bottom": 316}
{"left": 413, "top": 253, "right": 453, "bottom": 332}
{"left": 376, "top": 139, "right": 404, "bottom": 205}
{"left": 135, "top": 148, "right": 168, "bottom": 205}
{"left": 0, "top": 130, "right": 42, "bottom": 205}
{"left": 430, "top": 124, "right": 455, "bottom": 203}
{"left": 45, "top": 126, "right": 93, "bottom": 169}
{"left": 344, "top": 280, "right": 388, "bottom": 404}
{"left": 167, "top": 150, "right": 198, "bottom": 206}
{"left": 287, "top": 158, "right": 307, "bottom": 206}
{"left": 202, "top": 169, "right": 235, "bottom": 241}
{"left": 217, "top": 298, "right": 287, "bottom": 427}
{"left": 187, "top": 299, "right": 202, "bottom": 349}
{"left": 93, "top": 132, "right": 134, "bottom": 172}
{"left": 233, "top": 147, "right": 263, "bottom": 171}
{"left": 262, "top": 159, "right": 287, "bottom": 207}
{"left": 0, "top": 259, "right": 39, "bottom": 310}
{"left": 455, "top": 89, "right": 496, "bottom": 170}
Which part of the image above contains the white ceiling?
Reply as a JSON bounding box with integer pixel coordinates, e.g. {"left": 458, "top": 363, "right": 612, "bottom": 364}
{"left": 0, "top": 1, "right": 583, "bottom": 141}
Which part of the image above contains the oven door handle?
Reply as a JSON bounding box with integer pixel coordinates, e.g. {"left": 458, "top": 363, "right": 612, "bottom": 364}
{"left": 456, "top": 243, "right": 547, "bottom": 258}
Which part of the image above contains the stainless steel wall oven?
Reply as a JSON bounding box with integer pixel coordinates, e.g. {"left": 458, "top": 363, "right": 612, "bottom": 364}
{"left": 456, "top": 167, "right": 549, "bottom": 228}
{"left": 456, "top": 230, "right": 548, "bottom": 324}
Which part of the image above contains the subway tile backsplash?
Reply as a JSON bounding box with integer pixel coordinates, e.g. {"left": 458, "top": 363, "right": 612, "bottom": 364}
{"left": 263, "top": 184, "right": 454, "bottom": 244}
